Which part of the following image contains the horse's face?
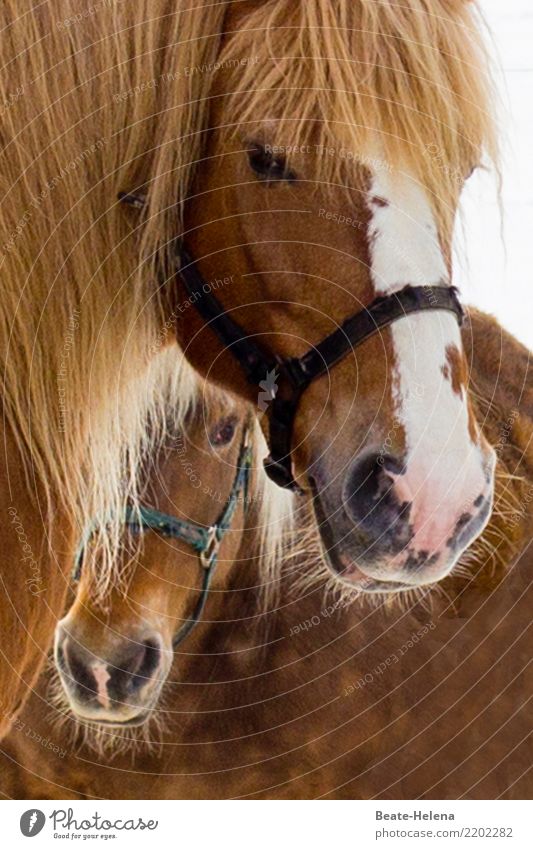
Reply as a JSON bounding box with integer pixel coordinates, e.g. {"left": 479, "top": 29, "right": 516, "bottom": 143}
{"left": 180, "top": 109, "right": 495, "bottom": 593}
{"left": 54, "top": 404, "right": 248, "bottom": 726}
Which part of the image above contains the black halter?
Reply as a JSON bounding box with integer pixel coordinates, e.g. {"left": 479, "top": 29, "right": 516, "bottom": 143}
{"left": 178, "top": 248, "right": 464, "bottom": 493}
{"left": 118, "top": 191, "right": 464, "bottom": 494}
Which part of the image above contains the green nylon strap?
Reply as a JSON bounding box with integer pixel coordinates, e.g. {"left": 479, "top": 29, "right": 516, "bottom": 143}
{"left": 72, "top": 430, "right": 252, "bottom": 648}
{"left": 121, "top": 431, "right": 252, "bottom": 559}
{"left": 122, "top": 505, "right": 216, "bottom": 555}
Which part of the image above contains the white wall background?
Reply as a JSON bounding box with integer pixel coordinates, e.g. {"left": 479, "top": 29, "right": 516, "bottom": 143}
{"left": 454, "top": 0, "right": 533, "bottom": 349}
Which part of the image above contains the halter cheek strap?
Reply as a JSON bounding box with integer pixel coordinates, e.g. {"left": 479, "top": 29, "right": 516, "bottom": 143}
{"left": 73, "top": 430, "right": 252, "bottom": 649}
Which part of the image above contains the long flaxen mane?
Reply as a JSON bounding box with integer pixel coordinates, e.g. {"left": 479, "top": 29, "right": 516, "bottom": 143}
{"left": 0, "top": 1, "right": 229, "bottom": 590}
{"left": 142, "top": 0, "right": 499, "bottom": 249}
{"left": 231, "top": 0, "right": 497, "bottom": 234}
{"left": 0, "top": 1, "right": 497, "bottom": 589}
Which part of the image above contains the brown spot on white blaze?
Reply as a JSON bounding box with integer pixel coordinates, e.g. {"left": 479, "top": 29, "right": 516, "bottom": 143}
{"left": 444, "top": 344, "right": 468, "bottom": 397}
{"left": 444, "top": 343, "right": 478, "bottom": 444}
{"left": 370, "top": 195, "right": 389, "bottom": 208}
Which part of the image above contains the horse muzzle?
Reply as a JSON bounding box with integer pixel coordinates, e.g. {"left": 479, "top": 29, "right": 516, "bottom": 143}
{"left": 310, "top": 445, "right": 495, "bottom": 592}
{"left": 54, "top": 623, "right": 169, "bottom": 725}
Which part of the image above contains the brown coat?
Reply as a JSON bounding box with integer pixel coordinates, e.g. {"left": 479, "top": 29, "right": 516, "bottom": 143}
{"left": 1, "top": 311, "right": 531, "bottom": 800}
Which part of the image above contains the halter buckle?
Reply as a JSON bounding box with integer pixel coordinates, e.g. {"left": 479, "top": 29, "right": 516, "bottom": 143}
{"left": 200, "top": 526, "right": 220, "bottom": 569}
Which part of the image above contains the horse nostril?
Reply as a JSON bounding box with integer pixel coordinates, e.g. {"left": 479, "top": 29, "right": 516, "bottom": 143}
{"left": 58, "top": 636, "right": 100, "bottom": 701}
{"left": 129, "top": 638, "right": 161, "bottom": 692}
{"left": 112, "top": 637, "right": 162, "bottom": 699}
{"left": 343, "top": 451, "right": 406, "bottom": 526}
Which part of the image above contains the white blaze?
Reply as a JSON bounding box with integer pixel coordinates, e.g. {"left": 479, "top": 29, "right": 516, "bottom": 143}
{"left": 366, "top": 170, "right": 486, "bottom": 551}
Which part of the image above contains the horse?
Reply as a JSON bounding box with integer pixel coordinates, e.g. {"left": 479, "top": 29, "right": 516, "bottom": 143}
{"left": 1, "top": 309, "right": 532, "bottom": 799}
{"left": 52, "top": 388, "right": 288, "bottom": 730}
{"left": 164, "top": 0, "right": 503, "bottom": 596}
{"left": 0, "top": 0, "right": 265, "bottom": 733}
{"left": 0, "top": 383, "right": 293, "bottom": 795}
{"left": 0, "top": 1, "right": 206, "bottom": 735}
{"left": 0, "top": 0, "right": 505, "bottom": 736}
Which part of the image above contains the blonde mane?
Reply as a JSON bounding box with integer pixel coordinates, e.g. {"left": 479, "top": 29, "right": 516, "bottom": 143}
{"left": 0, "top": 1, "right": 497, "bottom": 588}
{"left": 0, "top": 1, "right": 228, "bottom": 588}
{"left": 216, "top": 0, "right": 498, "bottom": 237}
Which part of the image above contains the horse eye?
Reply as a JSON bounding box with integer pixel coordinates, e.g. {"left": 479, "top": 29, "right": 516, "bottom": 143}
{"left": 211, "top": 417, "right": 237, "bottom": 447}
{"left": 247, "top": 143, "right": 295, "bottom": 183}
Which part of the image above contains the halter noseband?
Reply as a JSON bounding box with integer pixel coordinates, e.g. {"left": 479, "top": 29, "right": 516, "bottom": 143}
{"left": 178, "top": 248, "right": 464, "bottom": 494}
{"left": 73, "top": 429, "right": 252, "bottom": 649}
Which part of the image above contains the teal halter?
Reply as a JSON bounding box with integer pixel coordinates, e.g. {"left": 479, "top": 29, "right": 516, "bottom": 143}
{"left": 73, "top": 430, "right": 252, "bottom": 648}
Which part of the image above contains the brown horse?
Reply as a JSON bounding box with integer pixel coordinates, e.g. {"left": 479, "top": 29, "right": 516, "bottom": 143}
{"left": 168, "top": 0, "right": 502, "bottom": 594}
{"left": 0, "top": 1, "right": 210, "bottom": 734}
{"left": 52, "top": 391, "right": 288, "bottom": 729}
{"left": 1, "top": 310, "right": 531, "bottom": 799}
{"left": 0, "top": 0, "right": 507, "bottom": 736}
